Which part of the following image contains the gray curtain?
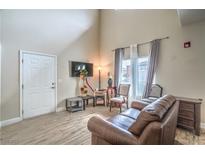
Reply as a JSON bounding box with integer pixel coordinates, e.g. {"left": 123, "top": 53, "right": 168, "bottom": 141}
{"left": 143, "top": 39, "right": 160, "bottom": 98}
{"left": 114, "top": 48, "right": 124, "bottom": 87}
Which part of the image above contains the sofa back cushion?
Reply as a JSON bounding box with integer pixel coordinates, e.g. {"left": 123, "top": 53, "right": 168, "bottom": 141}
{"left": 128, "top": 95, "right": 176, "bottom": 136}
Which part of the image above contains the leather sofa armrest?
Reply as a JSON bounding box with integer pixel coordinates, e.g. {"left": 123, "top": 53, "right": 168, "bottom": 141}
{"left": 87, "top": 116, "right": 139, "bottom": 145}
{"left": 131, "top": 100, "right": 150, "bottom": 110}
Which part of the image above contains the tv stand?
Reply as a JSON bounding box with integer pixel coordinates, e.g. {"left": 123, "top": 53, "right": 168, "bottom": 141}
{"left": 65, "top": 97, "right": 83, "bottom": 112}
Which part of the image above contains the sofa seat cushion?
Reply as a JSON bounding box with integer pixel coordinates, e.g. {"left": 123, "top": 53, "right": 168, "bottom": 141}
{"left": 110, "top": 96, "right": 127, "bottom": 103}
{"left": 107, "top": 114, "right": 135, "bottom": 131}
{"left": 94, "top": 90, "right": 106, "bottom": 97}
{"left": 128, "top": 95, "right": 176, "bottom": 136}
{"left": 120, "top": 108, "right": 141, "bottom": 120}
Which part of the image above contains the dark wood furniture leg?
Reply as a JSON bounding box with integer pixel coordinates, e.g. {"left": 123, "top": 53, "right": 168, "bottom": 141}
{"left": 110, "top": 101, "right": 112, "bottom": 112}
{"left": 93, "top": 97, "right": 95, "bottom": 107}
{"left": 66, "top": 99, "right": 68, "bottom": 111}
{"left": 70, "top": 101, "right": 72, "bottom": 111}
{"left": 83, "top": 100, "right": 86, "bottom": 110}
{"left": 106, "top": 90, "right": 109, "bottom": 107}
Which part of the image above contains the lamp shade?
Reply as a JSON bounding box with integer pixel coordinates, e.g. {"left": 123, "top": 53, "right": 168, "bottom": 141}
{"left": 98, "top": 66, "right": 102, "bottom": 70}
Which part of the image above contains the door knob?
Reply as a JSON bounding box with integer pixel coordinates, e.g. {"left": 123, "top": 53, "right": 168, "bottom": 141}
{"left": 51, "top": 82, "right": 55, "bottom": 89}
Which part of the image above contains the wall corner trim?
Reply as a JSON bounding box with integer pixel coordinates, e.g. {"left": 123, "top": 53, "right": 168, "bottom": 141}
{"left": 57, "top": 107, "right": 66, "bottom": 112}
{"left": 1, "top": 117, "right": 22, "bottom": 127}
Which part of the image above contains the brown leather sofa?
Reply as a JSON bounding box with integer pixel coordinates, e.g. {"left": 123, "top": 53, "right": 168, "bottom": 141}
{"left": 87, "top": 95, "right": 179, "bottom": 145}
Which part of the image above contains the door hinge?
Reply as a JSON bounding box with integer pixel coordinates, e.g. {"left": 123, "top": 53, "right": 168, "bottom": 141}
{"left": 22, "top": 59, "right": 24, "bottom": 63}
{"left": 22, "top": 110, "right": 24, "bottom": 115}
{"left": 22, "top": 84, "right": 24, "bottom": 89}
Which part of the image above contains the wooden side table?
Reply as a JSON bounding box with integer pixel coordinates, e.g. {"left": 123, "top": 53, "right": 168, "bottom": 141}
{"left": 176, "top": 96, "right": 202, "bottom": 136}
{"left": 78, "top": 95, "right": 95, "bottom": 110}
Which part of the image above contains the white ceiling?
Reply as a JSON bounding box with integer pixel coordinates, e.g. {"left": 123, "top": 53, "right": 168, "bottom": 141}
{"left": 177, "top": 9, "right": 205, "bottom": 26}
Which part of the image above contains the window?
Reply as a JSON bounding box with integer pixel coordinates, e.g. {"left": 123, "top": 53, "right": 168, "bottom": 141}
{"left": 121, "top": 57, "right": 149, "bottom": 96}
{"left": 121, "top": 59, "right": 131, "bottom": 84}
{"left": 137, "top": 57, "right": 149, "bottom": 95}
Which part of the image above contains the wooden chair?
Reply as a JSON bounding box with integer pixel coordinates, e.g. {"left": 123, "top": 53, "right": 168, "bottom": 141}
{"left": 106, "top": 86, "right": 117, "bottom": 107}
{"left": 109, "top": 84, "right": 130, "bottom": 112}
{"left": 85, "top": 78, "right": 106, "bottom": 106}
{"left": 94, "top": 89, "right": 107, "bottom": 106}
{"left": 141, "top": 84, "right": 163, "bottom": 103}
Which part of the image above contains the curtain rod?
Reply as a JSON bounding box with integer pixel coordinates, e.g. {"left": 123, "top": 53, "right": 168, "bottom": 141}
{"left": 112, "top": 36, "right": 169, "bottom": 51}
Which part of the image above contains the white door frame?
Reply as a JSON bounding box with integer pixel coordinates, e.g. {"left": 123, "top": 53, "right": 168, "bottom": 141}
{"left": 19, "top": 50, "right": 57, "bottom": 119}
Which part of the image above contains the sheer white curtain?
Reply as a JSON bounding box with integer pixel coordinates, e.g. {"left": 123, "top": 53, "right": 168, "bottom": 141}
{"left": 130, "top": 42, "right": 152, "bottom": 100}
{"left": 130, "top": 44, "right": 142, "bottom": 100}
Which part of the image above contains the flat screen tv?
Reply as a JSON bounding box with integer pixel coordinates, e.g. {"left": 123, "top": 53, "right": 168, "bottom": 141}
{"left": 70, "top": 61, "right": 93, "bottom": 77}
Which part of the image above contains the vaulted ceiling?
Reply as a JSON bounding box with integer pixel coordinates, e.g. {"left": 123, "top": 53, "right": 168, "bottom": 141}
{"left": 1, "top": 10, "right": 98, "bottom": 55}
{"left": 1, "top": 9, "right": 205, "bottom": 56}
{"left": 177, "top": 9, "right": 205, "bottom": 26}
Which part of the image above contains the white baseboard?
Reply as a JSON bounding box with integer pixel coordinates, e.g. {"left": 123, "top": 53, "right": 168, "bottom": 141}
{"left": 201, "top": 123, "right": 205, "bottom": 129}
{"left": 57, "top": 107, "right": 66, "bottom": 112}
{"left": 1, "top": 117, "right": 22, "bottom": 127}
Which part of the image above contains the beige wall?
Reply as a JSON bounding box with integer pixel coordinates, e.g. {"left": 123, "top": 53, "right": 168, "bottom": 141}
{"left": 1, "top": 10, "right": 100, "bottom": 121}
{"left": 99, "top": 10, "right": 205, "bottom": 123}
{"left": 1, "top": 9, "right": 205, "bottom": 125}
{"left": 0, "top": 12, "right": 2, "bottom": 124}
{"left": 57, "top": 12, "right": 100, "bottom": 109}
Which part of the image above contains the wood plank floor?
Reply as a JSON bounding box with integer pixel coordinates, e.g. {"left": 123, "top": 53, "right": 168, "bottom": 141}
{"left": 1, "top": 105, "right": 205, "bottom": 145}
{"left": 0, "top": 105, "right": 119, "bottom": 145}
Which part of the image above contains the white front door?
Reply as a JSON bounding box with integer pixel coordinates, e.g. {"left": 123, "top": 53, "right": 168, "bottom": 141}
{"left": 22, "top": 51, "right": 56, "bottom": 119}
